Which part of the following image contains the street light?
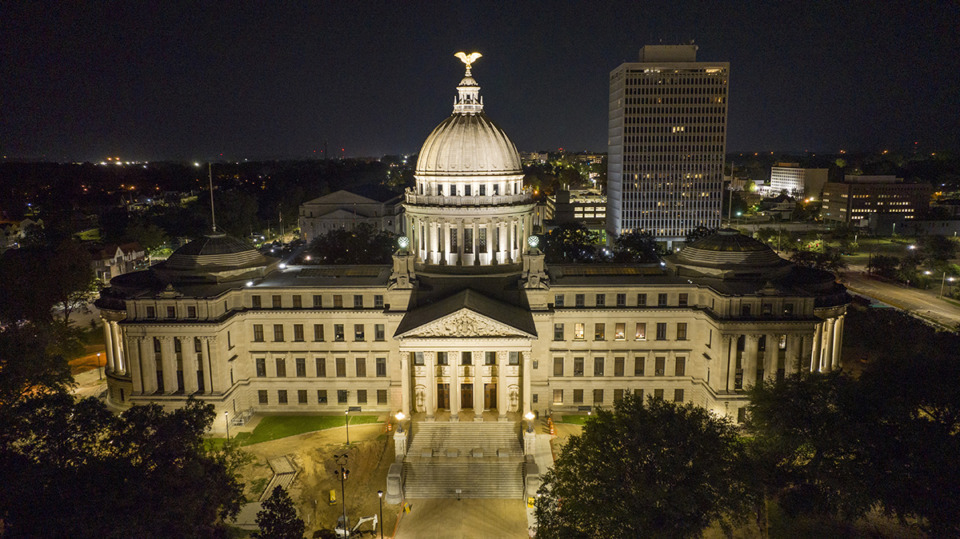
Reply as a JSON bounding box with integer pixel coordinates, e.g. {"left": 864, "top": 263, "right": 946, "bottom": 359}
{"left": 525, "top": 411, "right": 536, "bottom": 433}
{"left": 377, "top": 490, "right": 384, "bottom": 539}
{"left": 97, "top": 352, "right": 102, "bottom": 380}
{"left": 334, "top": 454, "right": 350, "bottom": 537}
{"left": 345, "top": 409, "right": 350, "bottom": 445}
{"left": 225, "top": 411, "right": 230, "bottom": 440}
{"left": 394, "top": 411, "right": 405, "bottom": 433}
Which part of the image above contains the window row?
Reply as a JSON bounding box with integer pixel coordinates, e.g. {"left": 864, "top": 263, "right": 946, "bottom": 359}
{"left": 408, "top": 351, "right": 520, "bottom": 366}
{"left": 550, "top": 387, "right": 684, "bottom": 405}
{"left": 250, "top": 294, "right": 384, "bottom": 310}
{"left": 555, "top": 292, "right": 689, "bottom": 308}
{"left": 257, "top": 388, "right": 388, "bottom": 406}
{"left": 255, "top": 356, "right": 387, "bottom": 378}
{"left": 252, "top": 323, "right": 385, "bottom": 343}
{"left": 553, "top": 322, "right": 687, "bottom": 341}
{"left": 551, "top": 356, "right": 686, "bottom": 377}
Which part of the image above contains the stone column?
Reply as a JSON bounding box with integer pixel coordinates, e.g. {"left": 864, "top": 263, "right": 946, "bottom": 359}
{"left": 160, "top": 336, "right": 177, "bottom": 394}
{"left": 801, "top": 332, "right": 813, "bottom": 372}
{"left": 128, "top": 336, "right": 143, "bottom": 394}
{"left": 473, "top": 352, "right": 483, "bottom": 421}
{"left": 497, "top": 350, "right": 508, "bottom": 420}
{"left": 456, "top": 220, "right": 464, "bottom": 266}
{"left": 521, "top": 350, "right": 532, "bottom": 417}
{"left": 450, "top": 351, "right": 461, "bottom": 421}
{"left": 111, "top": 321, "right": 124, "bottom": 374}
{"left": 505, "top": 218, "right": 514, "bottom": 264}
{"left": 142, "top": 339, "right": 158, "bottom": 394}
{"left": 472, "top": 221, "right": 479, "bottom": 266}
{"left": 183, "top": 340, "right": 199, "bottom": 395}
{"left": 486, "top": 222, "right": 493, "bottom": 264}
{"left": 744, "top": 334, "right": 760, "bottom": 388}
{"left": 102, "top": 321, "right": 116, "bottom": 373}
{"left": 400, "top": 352, "right": 411, "bottom": 417}
{"left": 785, "top": 334, "right": 801, "bottom": 376}
{"left": 767, "top": 333, "right": 781, "bottom": 381}
{"left": 822, "top": 317, "right": 836, "bottom": 373}
{"left": 832, "top": 315, "right": 845, "bottom": 370}
{"left": 718, "top": 335, "right": 732, "bottom": 392}
{"left": 200, "top": 337, "right": 213, "bottom": 394}
{"left": 425, "top": 220, "right": 433, "bottom": 263}
{"left": 440, "top": 220, "right": 448, "bottom": 265}
{"left": 810, "top": 323, "right": 823, "bottom": 372}
{"left": 425, "top": 351, "right": 436, "bottom": 421}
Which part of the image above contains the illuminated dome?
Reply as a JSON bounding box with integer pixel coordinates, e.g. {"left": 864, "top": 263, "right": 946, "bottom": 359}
{"left": 675, "top": 229, "right": 785, "bottom": 268}
{"left": 153, "top": 233, "right": 279, "bottom": 283}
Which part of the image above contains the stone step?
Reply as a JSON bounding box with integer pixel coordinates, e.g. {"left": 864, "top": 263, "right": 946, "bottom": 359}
{"left": 407, "top": 421, "right": 521, "bottom": 455}
{"left": 402, "top": 459, "right": 525, "bottom": 499}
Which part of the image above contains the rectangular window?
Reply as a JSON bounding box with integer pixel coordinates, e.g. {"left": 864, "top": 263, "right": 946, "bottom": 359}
{"left": 637, "top": 293, "right": 647, "bottom": 306}
{"left": 509, "top": 352, "right": 519, "bottom": 365}
{"left": 146, "top": 306, "right": 156, "bottom": 319}
{"left": 258, "top": 390, "right": 268, "bottom": 404}
{"left": 554, "top": 323, "right": 564, "bottom": 341}
{"left": 374, "top": 295, "right": 384, "bottom": 308}
{"left": 354, "top": 324, "right": 365, "bottom": 341}
{"left": 336, "top": 357, "right": 346, "bottom": 377}
{"left": 784, "top": 303, "right": 794, "bottom": 315}
{"left": 275, "top": 358, "right": 286, "bottom": 377}
{"left": 574, "top": 323, "right": 585, "bottom": 340}
{"left": 356, "top": 357, "right": 366, "bottom": 377}
{"left": 256, "top": 358, "right": 266, "bottom": 377}
{"left": 290, "top": 358, "right": 303, "bottom": 378}
{"left": 377, "top": 389, "right": 387, "bottom": 404}
{"left": 553, "top": 357, "right": 564, "bottom": 376}
{"left": 614, "top": 389, "right": 624, "bottom": 402}
{"left": 376, "top": 357, "right": 387, "bottom": 377}
{"left": 594, "top": 323, "right": 605, "bottom": 340}
{"left": 461, "top": 352, "right": 472, "bottom": 365}
{"left": 293, "top": 324, "right": 304, "bottom": 342}
{"left": 656, "top": 323, "right": 667, "bottom": 341}
{"left": 573, "top": 389, "right": 583, "bottom": 403}
{"left": 293, "top": 295, "right": 302, "bottom": 309}
{"left": 479, "top": 228, "right": 487, "bottom": 251}
{"left": 553, "top": 389, "right": 563, "bottom": 404}
{"left": 615, "top": 323, "right": 625, "bottom": 340}
{"left": 675, "top": 357, "right": 686, "bottom": 376}
{"left": 194, "top": 337, "right": 202, "bottom": 353}
{"left": 252, "top": 295, "right": 262, "bottom": 309}
{"left": 676, "top": 323, "right": 687, "bottom": 340}
{"left": 635, "top": 356, "right": 645, "bottom": 376}
{"left": 595, "top": 294, "right": 605, "bottom": 307}
{"left": 166, "top": 306, "right": 176, "bottom": 319}
{"left": 375, "top": 324, "right": 385, "bottom": 341}
{"left": 655, "top": 357, "right": 665, "bottom": 376}
{"left": 337, "top": 390, "right": 348, "bottom": 404}
{"left": 654, "top": 388, "right": 664, "bottom": 400}
{"left": 762, "top": 303, "right": 772, "bottom": 315}
{"left": 357, "top": 389, "right": 367, "bottom": 404}
{"left": 273, "top": 324, "right": 284, "bottom": 342}
{"left": 593, "top": 389, "right": 603, "bottom": 404}
{"left": 485, "top": 351, "right": 496, "bottom": 365}
{"left": 635, "top": 322, "right": 646, "bottom": 340}
{"left": 575, "top": 294, "right": 585, "bottom": 307}
{"left": 316, "top": 357, "right": 326, "bottom": 377}
{"left": 741, "top": 304, "right": 751, "bottom": 316}
{"left": 554, "top": 294, "right": 564, "bottom": 307}
{"left": 437, "top": 352, "right": 448, "bottom": 366}
{"left": 277, "top": 390, "right": 288, "bottom": 404}
{"left": 318, "top": 389, "right": 327, "bottom": 404}
{"left": 614, "top": 357, "right": 624, "bottom": 377}
{"left": 334, "top": 324, "right": 344, "bottom": 342}
{"left": 616, "top": 293, "right": 626, "bottom": 307}
{"left": 678, "top": 293, "right": 688, "bottom": 307}
{"left": 298, "top": 389, "right": 307, "bottom": 404}
{"left": 313, "top": 295, "right": 322, "bottom": 308}
{"left": 253, "top": 324, "right": 264, "bottom": 342}
{"left": 353, "top": 295, "right": 363, "bottom": 308}
{"left": 574, "top": 357, "right": 584, "bottom": 377}
{"left": 187, "top": 306, "right": 197, "bottom": 318}
{"left": 674, "top": 389, "right": 684, "bottom": 403}
{"left": 333, "top": 295, "right": 343, "bottom": 308}
{"left": 314, "top": 324, "right": 324, "bottom": 342}
{"left": 636, "top": 388, "right": 644, "bottom": 401}
{"left": 272, "top": 295, "right": 282, "bottom": 308}
{"left": 594, "top": 357, "right": 604, "bottom": 376}
{"left": 658, "top": 293, "right": 668, "bottom": 307}
{"left": 415, "top": 352, "right": 425, "bottom": 366}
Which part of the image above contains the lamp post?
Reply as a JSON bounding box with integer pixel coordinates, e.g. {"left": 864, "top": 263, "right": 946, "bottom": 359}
{"left": 525, "top": 411, "right": 536, "bottom": 433}
{"left": 345, "top": 409, "right": 350, "bottom": 445}
{"left": 377, "top": 490, "right": 384, "bottom": 539}
{"left": 395, "top": 411, "right": 405, "bottom": 433}
{"left": 335, "top": 454, "right": 349, "bottom": 537}
{"left": 224, "top": 411, "right": 230, "bottom": 440}
{"left": 97, "top": 352, "right": 102, "bottom": 380}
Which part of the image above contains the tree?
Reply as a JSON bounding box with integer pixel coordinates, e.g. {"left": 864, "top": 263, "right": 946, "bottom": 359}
{"left": 539, "top": 222, "right": 601, "bottom": 264}
{"left": 0, "top": 323, "right": 73, "bottom": 407}
{"left": 685, "top": 225, "right": 716, "bottom": 244}
{"left": 0, "top": 396, "right": 249, "bottom": 537}
{"left": 866, "top": 254, "right": 899, "bottom": 279}
{"left": 254, "top": 486, "right": 306, "bottom": 539}
{"left": 535, "top": 394, "right": 750, "bottom": 538}
{"left": 789, "top": 247, "right": 847, "bottom": 274}
{"left": 0, "top": 239, "right": 95, "bottom": 327}
{"left": 611, "top": 231, "right": 661, "bottom": 263}
{"left": 124, "top": 220, "right": 170, "bottom": 256}
{"left": 919, "top": 234, "right": 957, "bottom": 265}
{"left": 306, "top": 223, "right": 397, "bottom": 264}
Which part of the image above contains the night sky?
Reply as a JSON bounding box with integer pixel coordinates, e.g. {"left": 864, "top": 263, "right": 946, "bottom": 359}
{"left": 3, "top": 1, "right": 959, "bottom": 162}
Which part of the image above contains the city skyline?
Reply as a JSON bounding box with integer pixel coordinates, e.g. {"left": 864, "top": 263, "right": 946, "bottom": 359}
{"left": 3, "top": 1, "right": 959, "bottom": 161}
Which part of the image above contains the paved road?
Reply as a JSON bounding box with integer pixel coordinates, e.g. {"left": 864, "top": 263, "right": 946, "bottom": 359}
{"left": 840, "top": 271, "right": 960, "bottom": 330}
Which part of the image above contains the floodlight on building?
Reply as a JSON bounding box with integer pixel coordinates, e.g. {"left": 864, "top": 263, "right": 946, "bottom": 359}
{"left": 397, "top": 236, "right": 410, "bottom": 249}
{"left": 279, "top": 263, "right": 287, "bottom": 269}
{"left": 246, "top": 281, "right": 254, "bottom": 287}
{"left": 527, "top": 235, "right": 540, "bottom": 249}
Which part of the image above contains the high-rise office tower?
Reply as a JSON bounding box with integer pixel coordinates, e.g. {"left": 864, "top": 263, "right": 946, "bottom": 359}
{"left": 607, "top": 45, "right": 729, "bottom": 244}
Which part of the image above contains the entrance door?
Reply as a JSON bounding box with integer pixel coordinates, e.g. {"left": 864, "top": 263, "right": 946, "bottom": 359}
{"left": 461, "top": 384, "right": 473, "bottom": 410}
{"left": 484, "top": 384, "right": 497, "bottom": 410}
{"left": 436, "top": 383, "right": 450, "bottom": 409}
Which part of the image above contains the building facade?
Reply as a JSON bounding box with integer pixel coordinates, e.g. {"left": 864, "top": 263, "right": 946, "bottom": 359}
{"left": 607, "top": 45, "right": 728, "bottom": 244}
{"left": 299, "top": 190, "right": 403, "bottom": 242}
{"left": 98, "top": 55, "right": 847, "bottom": 433}
{"left": 821, "top": 175, "right": 932, "bottom": 225}
{"left": 767, "top": 163, "right": 829, "bottom": 198}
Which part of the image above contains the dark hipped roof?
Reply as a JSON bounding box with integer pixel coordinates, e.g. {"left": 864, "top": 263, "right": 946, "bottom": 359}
{"left": 394, "top": 289, "right": 537, "bottom": 337}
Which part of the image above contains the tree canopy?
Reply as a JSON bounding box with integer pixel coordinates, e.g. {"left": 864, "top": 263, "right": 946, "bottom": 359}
{"left": 254, "top": 486, "right": 306, "bottom": 539}
{"left": 305, "top": 223, "right": 397, "bottom": 264}
{"left": 0, "top": 239, "right": 95, "bottom": 327}
{"left": 535, "top": 394, "right": 751, "bottom": 538}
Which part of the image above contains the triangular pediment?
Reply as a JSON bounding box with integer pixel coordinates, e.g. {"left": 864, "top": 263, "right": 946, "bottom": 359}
{"left": 398, "top": 307, "right": 533, "bottom": 339}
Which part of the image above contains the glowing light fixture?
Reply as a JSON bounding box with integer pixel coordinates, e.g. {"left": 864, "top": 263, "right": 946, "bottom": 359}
{"left": 397, "top": 236, "right": 410, "bottom": 249}
{"left": 527, "top": 235, "right": 539, "bottom": 248}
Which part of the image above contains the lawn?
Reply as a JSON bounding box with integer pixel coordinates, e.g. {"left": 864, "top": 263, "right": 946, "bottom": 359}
{"left": 233, "top": 414, "right": 379, "bottom": 446}
{"left": 559, "top": 415, "right": 591, "bottom": 425}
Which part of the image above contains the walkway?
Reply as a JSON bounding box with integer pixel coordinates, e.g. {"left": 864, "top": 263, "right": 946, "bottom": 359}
{"left": 841, "top": 271, "right": 960, "bottom": 329}
{"left": 394, "top": 498, "right": 528, "bottom": 538}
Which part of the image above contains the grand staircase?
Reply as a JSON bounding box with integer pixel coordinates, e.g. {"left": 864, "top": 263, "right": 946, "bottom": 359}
{"left": 402, "top": 421, "right": 524, "bottom": 499}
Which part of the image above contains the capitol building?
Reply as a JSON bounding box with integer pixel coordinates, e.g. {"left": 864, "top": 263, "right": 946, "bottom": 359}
{"left": 97, "top": 56, "right": 849, "bottom": 496}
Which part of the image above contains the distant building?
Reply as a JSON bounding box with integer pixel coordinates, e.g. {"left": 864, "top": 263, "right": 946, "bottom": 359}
{"left": 89, "top": 242, "right": 147, "bottom": 281}
{"left": 767, "top": 163, "right": 829, "bottom": 198}
{"left": 545, "top": 189, "right": 607, "bottom": 241}
{"left": 0, "top": 218, "right": 43, "bottom": 251}
{"left": 821, "top": 175, "right": 932, "bottom": 227}
{"left": 299, "top": 190, "right": 403, "bottom": 242}
{"left": 608, "top": 44, "right": 728, "bottom": 243}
